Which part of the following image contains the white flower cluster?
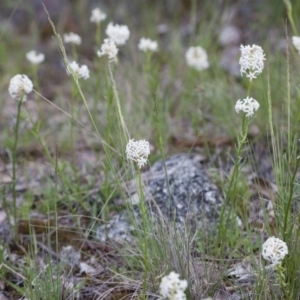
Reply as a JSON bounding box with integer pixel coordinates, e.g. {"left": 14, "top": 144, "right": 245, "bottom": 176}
{"left": 26, "top": 50, "right": 45, "bottom": 65}
{"left": 90, "top": 7, "right": 106, "bottom": 23}
{"left": 262, "top": 237, "right": 288, "bottom": 266}
{"left": 138, "top": 38, "right": 158, "bottom": 52}
{"left": 64, "top": 32, "right": 82, "bottom": 45}
{"left": 292, "top": 36, "right": 300, "bottom": 55}
{"left": 185, "top": 46, "right": 209, "bottom": 71}
{"left": 105, "top": 22, "right": 130, "bottom": 45}
{"left": 159, "top": 271, "right": 188, "bottom": 300}
{"left": 8, "top": 74, "right": 33, "bottom": 102}
{"left": 239, "top": 44, "right": 265, "bottom": 81}
{"left": 97, "top": 39, "right": 119, "bottom": 62}
{"left": 235, "top": 97, "right": 260, "bottom": 117}
{"left": 126, "top": 139, "right": 150, "bottom": 168}
{"left": 67, "top": 61, "right": 90, "bottom": 80}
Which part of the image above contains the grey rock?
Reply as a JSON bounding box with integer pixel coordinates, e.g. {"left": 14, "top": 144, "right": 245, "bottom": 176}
{"left": 96, "top": 153, "right": 224, "bottom": 244}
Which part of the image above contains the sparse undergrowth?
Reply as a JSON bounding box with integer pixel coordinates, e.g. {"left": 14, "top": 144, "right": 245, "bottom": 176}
{"left": 1, "top": 0, "right": 300, "bottom": 299}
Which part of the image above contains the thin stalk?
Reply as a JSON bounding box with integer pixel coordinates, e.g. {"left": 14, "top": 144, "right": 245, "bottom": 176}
{"left": 283, "top": 156, "right": 300, "bottom": 240}
{"left": 190, "top": 0, "right": 198, "bottom": 42}
{"left": 285, "top": 37, "right": 291, "bottom": 161}
{"left": 54, "top": 146, "right": 59, "bottom": 256}
{"left": 95, "top": 22, "right": 101, "bottom": 47}
{"left": 107, "top": 62, "right": 129, "bottom": 145}
{"left": 11, "top": 99, "right": 23, "bottom": 239}
{"left": 31, "top": 65, "right": 40, "bottom": 92}
{"left": 25, "top": 107, "right": 54, "bottom": 164}
{"left": 70, "top": 83, "right": 78, "bottom": 166}
{"left": 282, "top": 0, "right": 298, "bottom": 36}
{"left": 137, "top": 167, "right": 149, "bottom": 297}
{"left": 44, "top": 11, "right": 104, "bottom": 143}
{"left": 71, "top": 44, "right": 78, "bottom": 61}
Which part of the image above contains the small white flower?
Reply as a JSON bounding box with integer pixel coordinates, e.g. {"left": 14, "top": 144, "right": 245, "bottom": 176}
{"left": 126, "top": 139, "right": 150, "bottom": 168}
{"left": 239, "top": 44, "right": 265, "bottom": 81}
{"left": 262, "top": 237, "right": 288, "bottom": 266}
{"left": 9, "top": 74, "right": 33, "bottom": 102}
{"left": 64, "top": 32, "right": 82, "bottom": 45}
{"left": 67, "top": 61, "right": 90, "bottom": 80}
{"left": 97, "top": 39, "right": 119, "bottom": 62}
{"left": 235, "top": 97, "right": 259, "bottom": 117}
{"left": 292, "top": 36, "right": 300, "bottom": 54}
{"left": 138, "top": 38, "right": 158, "bottom": 52}
{"left": 105, "top": 22, "right": 130, "bottom": 45}
{"left": 90, "top": 7, "right": 106, "bottom": 23}
{"left": 159, "top": 271, "right": 188, "bottom": 300}
{"left": 185, "top": 46, "right": 209, "bottom": 71}
{"left": 26, "top": 50, "right": 45, "bottom": 64}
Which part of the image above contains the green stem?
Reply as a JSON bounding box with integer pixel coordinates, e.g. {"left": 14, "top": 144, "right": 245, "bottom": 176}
{"left": 217, "top": 113, "right": 249, "bottom": 253}
{"left": 11, "top": 99, "right": 23, "bottom": 239}
{"left": 283, "top": 156, "right": 300, "bottom": 240}
{"left": 138, "top": 167, "right": 148, "bottom": 297}
{"left": 70, "top": 83, "right": 77, "bottom": 165}
{"left": 95, "top": 23, "right": 101, "bottom": 48}
{"left": 277, "top": 264, "right": 290, "bottom": 299}
{"left": 285, "top": 40, "right": 291, "bottom": 161}
{"left": 72, "top": 44, "right": 77, "bottom": 61}
{"left": 227, "top": 115, "right": 248, "bottom": 200}
{"left": 107, "top": 62, "right": 129, "bottom": 145}
{"left": 282, "top": 0, "right": 298, "bottom": 36}
{"left": 32, "top": 65, "right": 39, "bottom": 92}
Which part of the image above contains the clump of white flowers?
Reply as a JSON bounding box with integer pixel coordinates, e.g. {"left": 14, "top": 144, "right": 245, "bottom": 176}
{"left": 239, "top": 44, "right": 265, "bottom": 81}
{"left": 185, "top": 46, "right": 209, "bottom": 71}
{"left": 105, "top": 22, "right": 130, "bottom": 45}
{"left": 138, "top": 38, "right": 158, "bottom": 52}
{"left": 67, "top": 61, "right": 90, "bottom": 80}
{"left": 262, "top": 237, "right": 288, "bottom": 266}
{"left": 126, "top": 139, "right": 150, "bottom": 168}
{"left": 235, "top": 97, "right": 260, "bottom": 117}
{"left": 159, "top": 271, "right": 188, "bottom": 300}
{"left": 292, "top": 36, "right": 300, "bottom": 55}
{"left": 235, "top": 45, "right": 266, "bottom": 116}
{"left": 90, "top": 7, "right": 106, "bottom": 23}
{"left": 26, "top": 50, "right": 45, "bottom": 65}
{"left": 97, "top": 39, "right": 119, "bottom": 63}
{"left": 9, "top": 74, "right": 33, "bottom": 102}
{"left": 64, "top": 32, "right": 82, "bottom": 45}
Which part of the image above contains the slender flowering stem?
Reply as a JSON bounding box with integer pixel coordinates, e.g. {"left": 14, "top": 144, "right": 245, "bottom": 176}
{"left": 283, "top": 0, "right": 298, "bottom": 36}
{"left": 72, "top": 44, "right": 77, "bottom": 61}
{"left": 11, "top": 99, "right": 23, "bottom": 238}
{"left": 95, "top": 22, "right": 101, "bottom": 47}
{"left": 277, "top": 264, "right": 289, "bottom": 299}
{"left": 137, "top": 167, "right": 149, "bottom": 297}
{"left": 126, "top": 139, "right": 150, "bottom": 296}
{"left": 70, "top": 83, "right": 77, "bottom": 165}
{"left": 226, "top": 114, "right": 248, "bottom": 203}
{"left": 108, "top": 63, "right": 129, "bottom": 144}
{"left": 31, "top": 65, "right": 40, "bottom": 92}
{"left": 283, "top": 156, "right": 300, "bottom": 240}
